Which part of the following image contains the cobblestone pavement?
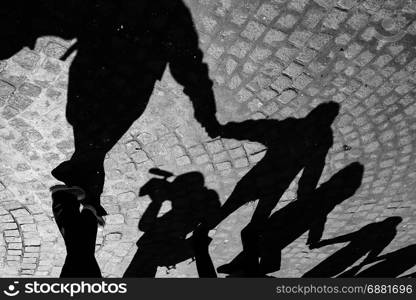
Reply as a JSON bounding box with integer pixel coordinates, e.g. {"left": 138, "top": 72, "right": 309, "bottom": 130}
{"left": 1, "top": 0, "right": 416, "bottom": 277}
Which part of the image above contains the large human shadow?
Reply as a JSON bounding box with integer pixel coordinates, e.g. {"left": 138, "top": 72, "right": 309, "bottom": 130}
{"left": 191, "top": 224, "right": 218, "bottom": 278}
{"left": 2, "top": 1, "right": 219, "bottom": 278}
{"left": 202, "top": 102, "right": 340, "bottom": 275}
{"left": 349, "top": 244, "right": 416, "bottom": 278}
{"left": 50, "top": 186, "right": 101, "bottom": 277}
{"left": 1, "top": 0, "right": 220, "bottom": 216}
{"left": 124, "top": 169, "right": 220, "bottom": 277}
{"left": 207, "top": 102, "right": 340, "bottom": 231}
{"left": 217, "top": 162, "right": 364, "bottom": 277}
{"left": 303, "top": 216, "right": 403, "bottom": 278}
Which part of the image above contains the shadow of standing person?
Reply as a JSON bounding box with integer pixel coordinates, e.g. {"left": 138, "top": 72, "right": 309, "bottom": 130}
{"left": 46, "top": 0, "right": 221, "bottom": 218}
{"left": 303, "top": 216, "right": 403, "bottom": 278}
{"left": 124, "top": 169, "right": 220, "bottom": 277}
{"left": 204, "top": 102, "right": 340, "bottom": 275}
{"left": 218, "top": 162, "right": 364, "bottom": 276}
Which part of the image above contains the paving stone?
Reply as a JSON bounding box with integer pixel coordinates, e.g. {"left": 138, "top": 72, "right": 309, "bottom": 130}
{"left": 241, "top": 21, "right": 266, "bottom": 41}
{"left": 228, "top": 40, "right": 251, "bottom": 58}
{"left": 302, "top": 8, "right": 325, "bottom": 28}
{"left": 264, "top": 29, "right": 287, "bottom": 46}
{"left": 206, "top": 140, "right": 224, "bottom": 154}
{"left": 276, "top": 13, "right": 299, "bottom": 29}
{"left": 105, "top": 214, "right": 125, "bottom": 225}
{"left": 255, "top": 3, "right": 279, "bottom": 24}
{"left": 18, "top": 83, "right": 42, "bottom": 98}
{"left": 0, "top": 80, "right": 15, "bottom": 99}
{"left": 12, "top": 48, "right": 40, "bottom": 70}
{"left": 2, "top": 105, "right": 20, "bottom": 119}
{"left": 288, "top": 30, "right": 313, "bottom": 48}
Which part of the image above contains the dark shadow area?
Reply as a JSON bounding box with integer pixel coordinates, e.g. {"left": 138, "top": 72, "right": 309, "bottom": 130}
{"left": 51, "top": 186, "right": 101, "bottom": 277}
{"left": 2, "top": 0, "right": 219, "bottom": 215}
{"left": 207, "top": 102, "right": 340, "bottom": 232}
{"left": 202, "top": 102, "right": 340, "bottom": 276}
{"left": 217, "top": 162, "right": 364, "bottom": 277}
{"left": 350, "top": 244, "right": 416, "bottom": 278}
{"left": 2, "top": 0, "right": 220, "bottom": 278}
{"left": 303, "top": 216, "right": 403, "bottom": 278}
{"left": 124, "top": 169, "right": 220, "bottom": 277}
{"left": 191, "top": 224, "right": 218, "bottom": 278}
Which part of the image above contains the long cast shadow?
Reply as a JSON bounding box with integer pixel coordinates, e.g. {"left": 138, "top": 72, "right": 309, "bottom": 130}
{"left": 124, "top": 169, "right": 220, "bottom": 277}
{"left": 205, "top": 102, "right": 340, "bottom": 276}
{"left": 303, "top": 216, "right": 403, "bottom": 278}
{"left": 2, "top": 0, "right": 220, "bottom": 277}
{"left": 2, "top": 1, "right": 219, "bottom": 219}
{"left": 217, "top": 162, "right": 364, "bottom": 277}
{"left": 207, "top": 102, "right": 340, "bottom": 232}
{"left": 49, "top": 0, "right": 219, "bottom": 215}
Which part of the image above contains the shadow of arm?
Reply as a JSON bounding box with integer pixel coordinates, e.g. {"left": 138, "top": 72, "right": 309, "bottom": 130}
{"left": 316, "top": 231, "right": 357, "bottom": 247}
{"left": 221, "top": 119, "right": 276, "bottom": 142}
{"left": 165, "top": 2, "right": 219, "bottom": 137}
{"left": 138, "top": 200, "right": 163, "bottom": 232}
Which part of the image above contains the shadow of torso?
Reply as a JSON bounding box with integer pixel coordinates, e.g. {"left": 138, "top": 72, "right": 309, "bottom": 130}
{"left": 64, "top": 0, "right": 191, "bottom": 125}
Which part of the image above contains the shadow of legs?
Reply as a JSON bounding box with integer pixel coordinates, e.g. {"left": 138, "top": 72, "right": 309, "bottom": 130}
{"left": 52, "top": 190, "right": 101, "bottom": 278}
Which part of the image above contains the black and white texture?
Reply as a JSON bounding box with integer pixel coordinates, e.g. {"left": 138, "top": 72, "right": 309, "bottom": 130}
{"left": 0, "top": 0, "right": 415, "bottom": 277}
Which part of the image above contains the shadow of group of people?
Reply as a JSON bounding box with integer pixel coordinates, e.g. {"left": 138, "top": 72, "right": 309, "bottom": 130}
{"left": 1, "top": 0, "right": 414, "bottom": 278}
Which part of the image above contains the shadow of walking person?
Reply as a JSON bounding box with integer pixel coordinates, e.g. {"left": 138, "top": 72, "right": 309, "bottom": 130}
{"left": 124, "top": 169, "right": 220, "bottom": 277}
{"left": 47, "top": 0, "right": 220, "bottom": 217}
{"left": 206, "top": 102, "right": 339, "bottom": 236}
{"left": 1, "top": 0, "right": 220, "bottom": 218}
{"left": 303, "top": 216, "right": 403, "bottom": 278}
{"left": 217, "top": 162, "right": 364, "bottom": 277}
{"left": 351, "top": 244, "right": 416, "bottom": 278}
{"left": 1, "top": 1, "right": 220, "bottom": 277}
{"left": 204, "top": 102, "right": 340, "bottom": 275}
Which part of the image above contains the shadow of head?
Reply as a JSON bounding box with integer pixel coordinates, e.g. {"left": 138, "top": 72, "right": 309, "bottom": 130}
{"left": 305, "top": 101, "right": 341, "bottom": 130}
{"left": 379, "top": 216, "right": 403, "bottom": 229}
{"left": 170, "top": 172, "right": 220, "bottom": 213}
{"left": 172, "top": 171, "right": 205, "bottom": 190}
{"left": 356, "top": 216, "right": 403, "bottom": 238}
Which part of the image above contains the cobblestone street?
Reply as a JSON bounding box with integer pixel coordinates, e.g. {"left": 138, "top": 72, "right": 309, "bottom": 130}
{"left": 1, "top": 0, "right": 416, "bottom": 277}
